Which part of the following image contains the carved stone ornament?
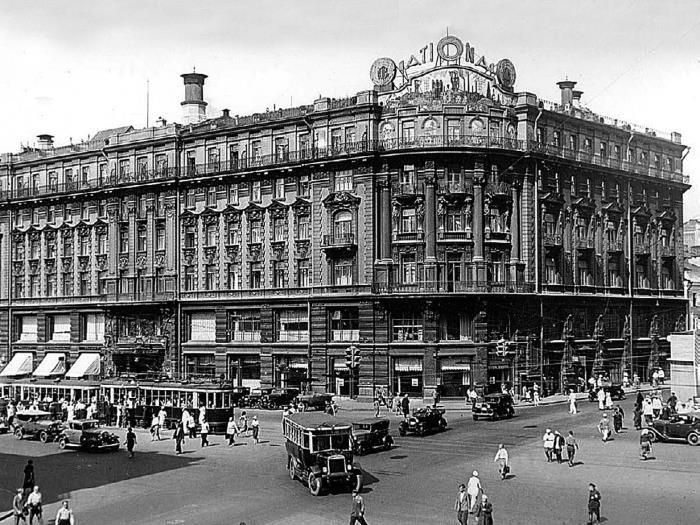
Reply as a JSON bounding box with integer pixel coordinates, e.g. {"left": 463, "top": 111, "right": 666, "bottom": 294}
{"left": 45, "top": 260, "right": 56, "bottom": 273}
{"left": 118, "top": 256, "right": 129, "bottom": 270}
{"left": 248, "top": 244, "right": 262, "bottom": 261}
{"left": 183, "top": 252, "right": 195, "bottom": 266}
{"left": 181, "top": 216, "right": 197, "bottom": 227}
{"left": 272, "top": 244, "right": 286, "bottom": 261}
{"left": 30, "top": 232, "right": 41, "bottom": 242}
{"left": 202, "top": 213, "right": 219, "bottom": 226}
{"left": 323, "top": 191, "right": 361, "bottom": 209}
{"left": 296, "top": 241, "right": 310, "bottom": 259}
{"left": 203, "top": 246, "right": 217, "bottom": 262}
{"left": 225, "top": 245, "right": 240, "bottom": 262}
{"left": 96, "top": 255, "right": 108, "bottom": 271}
{"left": 136, "top": 255, "right": 148, "bottom": 269}
{"left": 247, "top": 210, "right": 262, "bottom": 221}
{"left": 61, "top": 257, "right": 73, "bottom": 273}
{"left": 437, "top": 196, "right": 447, "bottom": 217}
{"left": 270, "top": 206, "right": 288, "bottom": 219}
{"left": 78, "top": 256, "right": 91, "bottom": 272}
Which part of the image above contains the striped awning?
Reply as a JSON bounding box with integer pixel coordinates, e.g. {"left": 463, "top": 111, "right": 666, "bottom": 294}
{"left": 441, "top": 363, "right": 471, "bottom": 371}
{"left": 0, "top": 352, "right": 33, "bottom": 377}
{"left": 65, "top": 353, "right": 101, "bottom": 378}
{"left": 394, "top": 357, "right": 423, "bottom": 372}
{"left": 32, "top": 353, "right": 66, "bottom": 377}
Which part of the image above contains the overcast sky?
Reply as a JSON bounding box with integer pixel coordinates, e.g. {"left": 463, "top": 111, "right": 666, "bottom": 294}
{"left": 1, "top": 0, "right": 698, "bottom": 215}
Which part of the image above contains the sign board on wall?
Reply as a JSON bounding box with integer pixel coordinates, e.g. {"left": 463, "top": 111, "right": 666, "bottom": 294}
{"left": 411, "top": 378, "right": 419, "bottom": 387}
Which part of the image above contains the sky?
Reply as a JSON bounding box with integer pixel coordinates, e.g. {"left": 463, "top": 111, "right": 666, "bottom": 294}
{"left": 1, "top": 0, "right": 698, "bottom": 214}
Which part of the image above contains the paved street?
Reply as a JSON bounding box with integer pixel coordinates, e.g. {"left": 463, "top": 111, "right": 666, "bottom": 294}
{"left": 1, "top": 396, "right": 698, "bottom": 524}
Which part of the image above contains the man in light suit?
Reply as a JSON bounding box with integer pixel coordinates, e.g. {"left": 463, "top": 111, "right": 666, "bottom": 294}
{"left": 454, "top": 484, "right": 469, "bottom": 525}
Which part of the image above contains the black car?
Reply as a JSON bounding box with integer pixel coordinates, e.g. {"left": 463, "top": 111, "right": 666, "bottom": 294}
{"left": 351, "top": 418, "right": 393, "bottom": 455}
{"left": 398, "top": 407, "right": 447, "bottom": 436}
{"left": 648, "top": 413, "right": 700, "bottom": 446}
{"left": 12, "top": 410, "right": 65, "bottom": 443}
{"left": 472, "top": 393, "right": 515, "bottom": 421}
{"left": 297, "top": 393, "right": 334, "bottom": 412}
{"left": 588, "top": 384, "right": 626, "bottom": 402}
{"left": 231, "top": 386, "right": 251, "bottom": 407}
{"left": 261, "top": 388, "right": 300, "bottom": 409}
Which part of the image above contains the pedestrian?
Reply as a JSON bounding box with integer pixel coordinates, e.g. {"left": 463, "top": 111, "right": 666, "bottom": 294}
{"left": 26, "top": 486, "right": 42, "bottom": 525}
{"left": 651, "top": 395, "right": 662, "bottom": 419}
{"left": 392, "top": 393, "right": 401, "bottom": 415}
{"left": 54, "top": 501, "right": 75, "bottom": 525}
{"left": 596, "top": 388, "right": 605, "bottom": 411}
{"left": 373, "top": 398, "right": 380, "bottom": 417}
{"left": 612, "top": 406, "right": 623, "bottom": 434}
{"left": 553, "top": 430, "right": 565, "bottom": 463}
{"left": 604, "top": 390, "right": 613, "bottom": 410}
{"left": 12, "top": 488, "right": 26, "bottom": 525}
{"left": 226, "top": 417, "right": 238, "bottom": 447}
{"left": 22, "top": 460, "right": 35, "bottom": 497}
{"left": 126, "top": 426, "right": 136, "bottom": 458}
{"left": 468, "top": 489, "right": 482, "bottom": 525}
{"left": 651, "top": 369, "right": 659, "bottom": 388}
{"left": 466, "top": 471, "right": 482, "bottom": 509}
{"left": 667, "top": 392, "right": 678, "bottom": 414}
{"left": 568, "top": 389, "right": 578, "bottom": 414}
{"left": 480, "top": 494, "right": 493, "bottom": 525}
{"left": 239, "top": 411, "right": 249, "bottom": 436}
{"left": 158, "top": 406, "right": 167, "bottom": 437}
{"left": 468, "top": 387, "right": 478, "bottom": 410}
{"left": 598, "top": 414, "right": 612, "bottom": 442}
{"left": 493, "top": 443, "right": 509, "bottom": 480}
{"left": 401, "top": 394, "right": 410, "bottom": 421}
{"left": 150, "top": 414, "right": 160, "bottom": 441}
{"left": 587, "top": 483, "right": 601, "bottom": 525}
{"left": 200, "top": 419, "right": 210, "bottom": 447}
{"left": 454, "top": 484, "right": 469, "bottom": 525}
{"left": 642, "top": 397, "right": 654, "bottom": 425}
{"left": 657, "top": 368, "right": 665, "bottom": 385}
{"left": 640, "top": 428, "right": 653, "bottom": 460}
{"left": 173, "top": 423, "right": 185, "bottom": 454}
{"left": 542, "top": 428, "right": 555, "bottom": 462}
{"left": 187, "top": 411, "right": 197, "bottom": 439}
{"left": 532, "top": 383, "right": 540, "bottom": 406}
{"left": 565, "top": 430, "right": 578, "bottom": 467}
{"left": 251, "top": 415, "right": 260, "bottom": 444}
{"left": 349, "top": 490, "right": 368, "bottom": 525}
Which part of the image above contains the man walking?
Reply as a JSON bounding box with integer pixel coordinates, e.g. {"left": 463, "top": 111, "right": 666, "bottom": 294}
{"left": 640, "top": 428, "right": 653, "bottom": 460}
{"left": 12, "top": 488, "right": 26, "bottom": 525}
{"left": 226, "top": 417, "right": 238, "bottom": 447}
{"left": 158, "top": 406, "right": 167, "bottom": 439}
{"left": 251, "top": 415, "right": 260, "bottom": 444}
{"left": 568, "top": 389, "right": 578, "bottom": 414}
{"left": 553, "top": 431, "right": 565, "bottom": 463}
{"left": 349, "top": 490, "right": 368, "bottom": 525}
{"left": 454, "top": 484, "right": 469, "bottom": 525}
{"left": 493, "top": 444, "right": 509, "bottom": 480}
{"left": 542, "top": 428, "right": 555, "bottom": 462}
{"left": 587, "top": 483, "right": 602, "bottom": 525}
{"left": 173, "top": 423, "right": 185, "bottom": 454}
{"left": 26, "top": 486, "right": 42, "bottom": 525}
{"left": 22, "top": 460, "right": 35, "bottom": 497}
{"left": 565, "top": 430, "right": 578, "bottom": 467}
{"left": 200, "top": 419, "right": 210, "bottom": 447}
{"left": 533, "top": 383, "right": 540, "bottom": 406}
{"left": 598, "top": 414, "right": 612, "bottom": 442}
{"left": 401, "top": 394, "right": 410, "bottom": 421}
{"left": 126, "top": 427, "right": 136, "bottom": 459}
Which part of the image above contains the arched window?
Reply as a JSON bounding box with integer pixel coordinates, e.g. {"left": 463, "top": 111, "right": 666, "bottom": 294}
{"left": 333, "top": 210, "right": 352, "bottom": 240}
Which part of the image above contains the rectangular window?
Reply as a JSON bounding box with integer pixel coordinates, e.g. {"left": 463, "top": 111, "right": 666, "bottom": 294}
{"left": 545, "top": 256, "right": 559, "bottom": 284}
{"left": 136, "top": 157, "right": 148, "bottom": 179}
{"left": 333, "top": 260, "right": 353, "bottom": 286}
{"left": 297, "top": 259, "right": 310, "bottom": 287}
{"left": 14, "top": 277, "right": 24, "bottom": 299}
{"left": 227, "top": 219, "right": 240, "bottom": 245}
{"left": 47, "top": 206, "right": 55, "bottom": 224}
{"left": 184, "top": 266, "right": 196, "bottom": 291}
{"left": 48, "top": 171, "right": 58, "bottom": 192}
{"left": 184, "top": 225, "right": 196, "bottom": 248}
{"left": 79, "top": 271, "right": 90, "bottom": 295}
{"left": 273, "top": 261, "right": 287, "bottom": 288}
{"left": 119, "top": 227, "right": 129, "bottom": 253}
{"left": 251, "top": 141, "right": 262, "bottom": 162}
{"left": 446, "top": 209, "right": 463, "bottom": 231}
{"left": 118, "top": 159, "right": 130, "bottom": 179}
{"left": 447, "top": 120, "right": 461, "bottom": 141}
{"left": 250, "top": 262, "right": 263, "bottom": 289}
{"left": 229, "top": 183, "right": 239, "bottom": 204}
{"left": 80, "top": 233, "right": 91, "bottom": 256}
{"left": 229, "top": 146, "right": 239, "bottom": 170}
{"left": 227, "top": 263, "right": 241, "bottom": 290}
{"left": 251, "top": 180, "right": 262, "bottom": 202}
{"left": 63, "top": 234, "right": 73, "bottom": 257}
{"left": 48, "top": 314, "right": 71, "bottom": 342}
{"left": 401, "top": 121, "right": 415, "bottom": 143}
{"left": 400, "top": 164, "right": 416, "bottom": 189}
{"left": 276, "top": 309, "right": 309, "bottom": 342}
{"left": 156, "top": 225, "right": 165, "bottom": 251}
{"left": 249, "top": 219, "right": 262, "bottom": 243}
{"left": 187, "top": 312, "right": 216, "bottom": 342}
{"left": 334, "top": 170, "right": 353, "bottom": 192}
{"left": 298, "top": 175, "right": 310, "bottom": 198}
{"left": 185, "top": 354, "right": 216, "bottom": 379}
{"left": 204, "top": 264, "right": 216, "bottom": 290}
{"left": 81, "top": 314, "right": 105, "bottom": 342}
{"left": 401, "top": 253, "right": 417, "bottom": 284}
{"left": 18, "top": 315, "right": 38, "bottom": 342}
{"left": 30, "top": 237, "right": 40, "bottom": 259}
{"left": 392, "top": 313, "right": 423, "bottom": 341}
{"left": 62, "top": 273, "right": 73, "bottom": 296}
{"left": 98, "top": 164, "right": 107, "bottom": 185}
{"left": 274, "top": 178, "right": 285, "bottom": 199}
{"left": 137, "top": 225, "right": 147, "bottom": 252}
{"left": 401, "top": 208, "right": 416, "bottom": 233}
{"left": 186, "top": 151, "right": 196, "bottom": 175}
{"left": 14, "top": 240, "right": 25, "bottom": 260}
{"left": 46, "top": 274, "right": 57, "bottom": 297}
{"left": 155, "top": 154, "right": 168, "bottom": 175}
{"left": 330, "top": 308, "right": 359, "bottom": 342}
{"left": 228, "top": 310, "right": 261, "bottom": 342}
{"left": 206, "top": 186, "right": 217, "bottom": 207}
{"left": 205, "top": 223, "right": 217, "bottom": 246}
{"left": 185, "top": 189, "right": 196, "bottom": 209}
{"left": 273, "top": 217, "right": 285, "bottom": 242}
{"left": 29, "top": 275, "right": 39, "bottom": 297}
{"left": 296, "top": 214, "right": 310, "bottom": 239}
{"left": 207, "top": 147, "right": 220, "bottom": 170}
{"left": 64, "top": 168, "right": 74, "bottom": 187}
{"left": 331, "top": 129, "right": 342, "bottom": 153}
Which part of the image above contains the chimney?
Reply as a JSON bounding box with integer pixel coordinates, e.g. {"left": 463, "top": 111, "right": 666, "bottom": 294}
{"left": 36, "top": 134, "right": 54, "bottom": 150}
{"left": 222, "top": 108, "right": 230, "bottom": 118}
{"left": 572, "top": 90, "right": 583, "bottom": 108}
{"left": 556, "top": 80, "right": 577, "bottom": 107}
{"left": 181, "top": 71, "right": 208, "bottom": 124}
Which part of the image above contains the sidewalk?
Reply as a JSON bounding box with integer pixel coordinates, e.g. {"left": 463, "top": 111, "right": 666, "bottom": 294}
{"left": 336, "top": 385, "right": 660, "bottom": 412}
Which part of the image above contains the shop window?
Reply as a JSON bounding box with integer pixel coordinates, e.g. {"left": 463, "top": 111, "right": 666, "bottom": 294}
{"left": 330, "top": 308, "right": 359, "bottom": 342}
{"left": 228, "top": 310, "right": 261, "bottom": 342}
{"left": 276, "top": 309, "right": 309, "bottom": 342}
{"left": 17, "top": 315, "right": 38, "bottom": 342}
{"left": 185, "top": 354, "right": 216, "bottom": 379}
{"left": 392, "top": 313, "right": 423, "bottom": 341}
{"left": 186, "top": 312, "right": 216, "bottom": 342}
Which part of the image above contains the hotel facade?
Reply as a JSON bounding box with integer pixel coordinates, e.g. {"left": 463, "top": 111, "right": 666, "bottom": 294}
{"left": 0, "top": 35, "right": 690, "bottom": 402}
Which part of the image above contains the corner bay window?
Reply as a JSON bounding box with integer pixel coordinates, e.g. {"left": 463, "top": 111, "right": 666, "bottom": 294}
{"left": 330, "top": 308, "right": 359, "bottom": 341}
{"left": 276, "top": 309, "right": 309, "bottom": 342}
{"left": 228, "top": 310, "right": 261, "bottom": 342}
{"left": 186, "top": 311, "right": 215, "bottom": 342}
{"left": 392, "top": 313, "right": 423, "bottom": 341}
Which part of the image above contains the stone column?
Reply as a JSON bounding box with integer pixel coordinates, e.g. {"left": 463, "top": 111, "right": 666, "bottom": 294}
{"left": 473, "top": 159, "right": 486, "bottom": 283}
{"left": 510, "top": 179, "right": 521, "bottom": 282}
{"left": 380, "top": 181, "right": 392, "bottom": 261}
{"left": 424, "top": 164, "right": 437, "bottom": 285}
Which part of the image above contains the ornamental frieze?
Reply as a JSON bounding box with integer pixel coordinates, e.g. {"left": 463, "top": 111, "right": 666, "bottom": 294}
{"left": 323, "top": 191, "right": 361, "bottom": 208}
{"left": 29, "top": 261, "right": 39, "bottom": 274}
{"left": 183, "top": 251, "right": 196, "bottom": 266}
{"left": 181, "top": 215, "right": 197, "bottom": 227}
{"left": 78, "top": 256, "right": 91, "bottom": 271}
{"left": 272, "top": 244, "right": 286, "bottom": 261}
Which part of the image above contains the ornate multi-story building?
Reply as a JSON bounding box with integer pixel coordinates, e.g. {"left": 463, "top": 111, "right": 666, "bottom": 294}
{"left": 0, "top": 35, "right": 691, "bottom": 402}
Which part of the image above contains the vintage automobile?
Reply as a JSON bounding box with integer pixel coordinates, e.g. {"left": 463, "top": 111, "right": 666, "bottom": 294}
{"left": 297, "top": 393, "right": 335, "bottom": 412}
{"left": 588, "top": 384, "right": 626, "bottom": 402}
{"left": 57, "top": 419, "right": 120, "bottom": 451}
{"left": 284, "top": 412, "right": 363, "bottom": 496}
{"left": 351, "top": 418, "right": 393, "bottom": 455}
{"left": 647, "top": 413, "right": 700, "bottom": 446}
{"left": 472, "top": 393, "right": 515, "bottom": 421}
{"left": 231, "top": 386, "right": 251, "bottom": 407}
{"left": 398, "top": 406, "right": 447, "bottom": 436}
{"left": 12, "top": 410, "right": 65, "bottom": 443}
{"left": 261, "top": 388, "right": 300, "bottom": 410}
{"left": 0, "top": 400, "right": 9, "bottom": 434}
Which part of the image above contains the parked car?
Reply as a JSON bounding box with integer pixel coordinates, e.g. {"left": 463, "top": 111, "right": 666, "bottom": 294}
{"left": 351, "top": 418, "right": 393, "bottom": 455}
{"left": 231, "top": 386, "right": 251, "bottom": 407}
{"left": 242, "top": 388, "right": 270, "bottom": 409}
{"left": 284, "top": 412, "right": 362, "bottom": 496}
{"left": 398, "top": 407, "right": 447, "bottom": 436}
{"left": 12, "top": 410, "right": 65, "bottom": 443}
{"left": 647, "top": 413, "right": 700, "bottom": 446}
{"left": 297, "top": 393, "right": 334, "bottom": 412}
{"left": 58, "top": 419, "right": 120, "bottom": 451}
{"left": 261, "top": 388, "right": 300, "bottom": 409}
{"left": 0, "top": 400, "right": 9, "bottom": 434}
{"left": 473, "top": 393, "right": 515, "bottom": 421}
{"left": 588, "top": 384, "right": 626, "bottom": 402}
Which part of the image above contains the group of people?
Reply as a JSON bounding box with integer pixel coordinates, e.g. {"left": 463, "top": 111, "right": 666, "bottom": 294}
{"left": 12, "top": 460, "right": 75, "bottom": 525}
{"left": 453, "top": 471, "right": 494, "bottom": 525}
{"left": 632, "top": 390, "right": 685, "bottom": 429}
{"left": 226, "top": 411, "right": 260, "bottom": 446}
{"left": 542, "top": 428, "right": 579, "bottom": 466}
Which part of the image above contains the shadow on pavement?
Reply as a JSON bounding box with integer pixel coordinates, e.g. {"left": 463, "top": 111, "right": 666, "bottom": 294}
{"left": 0, "top": 448, "right": 202, "bottom": 509}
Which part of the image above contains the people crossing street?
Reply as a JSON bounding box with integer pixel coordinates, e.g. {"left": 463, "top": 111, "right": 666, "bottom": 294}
{"left": 587, "top": 483, "right": 602, "bottom": 525}
{"left": 566, "top": 431, "right": 579, "bottom": 467}
{"left": 543, "top": 428, "right": 555, "bottom": 462}
{"left": 173, "top": 422, "right": 185, "bottom": 454}
{"left": 493, "top": 444, "right": 509, "bottom": 480}
{"left": 251, "top": 415, "right": 260, "bottom": 444}
{"left": 481, "top": 494, "right": 494, "bottom": 525}
{"left": 12, "top": 488, "right": 26, "bottom": 525}
{"left": 26, "top": 486, "right": 42, "bottom": 525}
{"left": 126, "top": 427, "right": 137, "bottom": 458}
{"left": 454, "top": 484, "right": 469, "bottom": 525}
{"left": 598, "top": 414, "right": 612, "bottom": 442}
{"left": 226, "top": 417, "right": 239, "bottom": 447}
{"left": 640, "top": 428, "right": 653, "bottom": 460}
{"left": 553, "top": 430, "right": 565, "bottom": 463}
{"left": 466, "top": 471, "right": 482, "bottom": 510}
{"left": 54, "top": 501, "right": 75, "bottom": 525}
{"left": 568, "top": 389, "right": 578, "bottom": 414}
{"left": 200, "top": 419, "right": 210, "bottom": 447}
{"left": 349, "top": 490, "right": 368, "bottom": 525}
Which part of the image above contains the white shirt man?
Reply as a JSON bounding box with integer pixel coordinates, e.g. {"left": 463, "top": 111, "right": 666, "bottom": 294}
{"left": 543, "top": 429, "right": 555, "bottom": 462}
{"left": 158, "top": 407, "right": 167, "bottom": 428}
{"left": 568, "top": 390, "right": 578, "bottom": 414}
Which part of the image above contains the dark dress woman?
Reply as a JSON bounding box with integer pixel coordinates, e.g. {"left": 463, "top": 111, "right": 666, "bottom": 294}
{"left": 479, "top": 499, "right": 494, "bottom": 525}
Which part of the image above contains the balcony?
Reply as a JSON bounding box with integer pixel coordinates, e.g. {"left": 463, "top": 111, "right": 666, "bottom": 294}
{"left": 180, "top": 285, "right": 372, "bottom": 300}
{"left": 659, "top": 245, "right": 676, "bottom": 258}
{"left": 438, "top": 230, "right": 472, "bottom": 241}
{"left": 575, "top": 237, "right": 595, "bottom": 250}
{"left": 11, "top": 294, "right": 107, "bottom": 306}
{"left": 634, "top": 242, "right": 651, "bottom": 255}
{"left": 373, "top": 280, "right": 534, "bottom": 294}
{"left": 543, "top": 233, "right": 563, "bottom": 247}
{"left": 604, "top": 240, "right": 624, "bottom": 253}
{"left": 106, "top": 291, "right": 176, "bottom": 302}
{"left": 321, "top": 233, "right": 356, "bottom": 256}
{"left": 485, "top": 181, "right": 512, "bottom": 198}
{"left": 394, "top": 231, "right": 423, "bottom": 242}
{"left": 439, "top": 180, "right": 474, "bottom": 195}
{"left": 392, "top": 182, "right": 422, "bottom": 196}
